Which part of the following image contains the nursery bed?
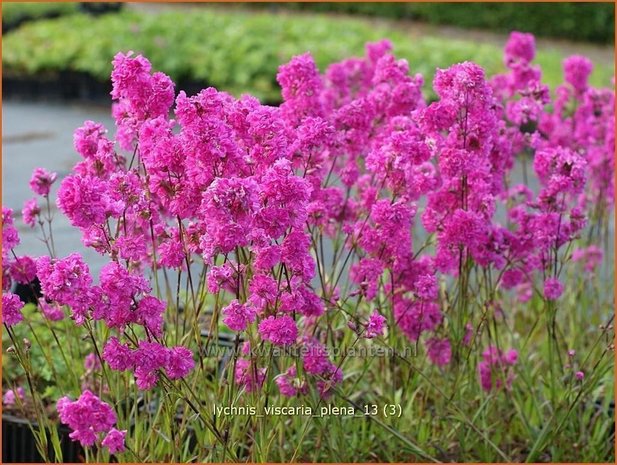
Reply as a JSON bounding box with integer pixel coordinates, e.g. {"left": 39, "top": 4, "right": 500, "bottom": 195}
{"left": 2, "top": 414, "right": 83, "bottom": 463}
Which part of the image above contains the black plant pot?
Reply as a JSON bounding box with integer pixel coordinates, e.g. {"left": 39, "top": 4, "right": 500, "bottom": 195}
{"left": 3, "top": 72, "right": 112, "bottom": 105}
{"left": 77, "top": 3, "right": 123, "bottom": 15}
{"left": 2, "top": 414, "right": 83, "bottom": 463}
{"left": 12, "top": 277, "right": 42, "bottom": 305}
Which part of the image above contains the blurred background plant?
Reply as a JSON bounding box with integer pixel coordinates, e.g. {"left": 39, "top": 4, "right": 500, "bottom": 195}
{"left": 2, "top": 2, "right": 614, "bottom": 103}
{"left": 262, "top": 2, "right": 615, "bottom": 43}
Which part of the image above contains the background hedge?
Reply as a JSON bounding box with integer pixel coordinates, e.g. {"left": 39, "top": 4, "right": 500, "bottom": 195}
{"left": 263, "top": 2, "right": 615, "bottom": 44}
{"left": 4, "top": 2, "right": 614, "bottom": 44}
{"left": 2, "top": 2, "right": 79, "bottom": 27}
{"left": 3, "top": 8, "right": 613, "bottom": 104}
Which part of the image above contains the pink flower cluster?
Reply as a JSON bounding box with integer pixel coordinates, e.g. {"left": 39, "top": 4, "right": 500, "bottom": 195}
{"left": 2, "top": 207, "right": 21, "bottom": 292}
{"left": 2, "top": 292, "right": 24, "bottom": 327}
{"left": 29, "top": 167, "right": 57, "bottom": 197}
{"left": 3, "top": 387, "right": 25, "bottom": 405}
{"left": 20, "top": 167, "right": 57, "bottom": 232}
{"left": 477, "top": 346, "right": 518, "bottom": 392}
{"left": 103, "top": 337, "right": 194, "bottom": 390}
{"left": 301, "top": 338, "right": 343, "bottom": 397}
{"left": 364, "top": 311, "right": 387, "bottom": 339}
{"left": 1, "top": 32, "right": 612, "bottom": 426}
{"left": 57, "top": 390, "right": 126, "bottom": 453}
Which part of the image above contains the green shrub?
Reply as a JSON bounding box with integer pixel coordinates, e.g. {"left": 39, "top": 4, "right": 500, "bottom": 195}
{"left": 2, "top": 2, "right": 79, "bottom": 26}
{"left": 265, "top": 2, "right": 615, "bottom": 44}
{"left": 2, "top": 8, "right": 613, "bottom": 103}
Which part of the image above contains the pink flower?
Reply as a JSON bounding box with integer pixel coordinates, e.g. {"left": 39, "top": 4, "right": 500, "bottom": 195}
{"left": 102, "top": 428, "right": 126, "bottom": 454}
{"left": 103, "top": 336, "right": 193, "bottom": 389}
{"left": 133, "top": 341, "right": 169, "bottom": 390}
{"left": 413, "top": 274, "right": 439, "bottom": 301}
{"left": 298, "top": 339, "right": 343, "bottom": 398}
{"left": 281, "top": 229, "right": 315, "bottom": 281}
{"left": 501, "top": 269, "right": 524, "bottom": 289}
{"left": 359, "top": 200, "right": 415, "bottom": 266}
{"left": 114, "top": 233, "right": 148, "bottom": 263}
{"left": 38, "top": 299, "right": 65, "bottom": 321}
{"left": 275, "top": 366, "right": 307, "bottom": 397}
{"left": 57, "top": 174, "right": 116, "bottom": 228}
{"left": 279, "top": 284, "right": 324, "bottom": 317}
{"left": 4, "top": 38, "right": 609, "bottom": 406}
{"left": 563, "top": 55, "right": 593, "bottom": 92}
{"left": 111, "top": 53, "right": 174, "bottom": 118}
{"left": 245, "top": 106, "right": 288, "bottom": 170}
{"left": 135, "top": 296, "right": 166, "bottom": 337}
{"left": 29, "top": 167, "right": 57, "bottom": 196}
{"left": 84, "top": 353, "right": 102, "bottom": 372}
{"left": 255, "top": 159, "right": 312, "bottom": 236}
{"left": 222, "top": 300, "right": 257, "bottom": 332}
{"left": 252, "top": 244, "right": 281, "bottom": 271}
{"left": 234, "top": 358, "right": 266, "bottom": 393}
{"left": 277, "top": 52, "right": 324, "bottom": 124}
{"left": 8, "top": 255, "right": 37, "bottom": 284}
{"left": 533, "top": 147, "right": 586, "bottom": 197}
{"left": 395, "top": 300, "right": 443, "bottom": 342}
{"left": 3, "top": 387, "right": 25, "bottom": 405}
{"left": 504, "top": 31, "right": 536, "bottom": 65}
{"left": 478, "top": 346, "right": 518, "bottom": 392}
{"left": 95, "top": 262, "right": 150, "bottom": 330}
{"left": 111, "top": 52, "right": 175, "bottom": 150}
{"left": 575, "top": 370, "right": 585, "bottom": 381}
{"left": 22, "top": 198, "right": 40, "bottom": 228}
{"left": 544, "top": 278, "right": 564, "bottom": 301}
{"left": 74, "top": 121, "right": 107, "bottom": 159}
{"left": 158, "top": 229, "right": 185, "bottom": 269}
{"left": 571, "top": 245, "right": 603, "bottom": 273}
{"left": 364, "top": 311, "right": 386, "bottom": 339}
{"left": 350, "top": 258, "right": 384, "bottom": 301}
{"left": 165, "top": 346, "right": 195, "bottom": 380}
{"left": 302, "top": 339, "right": 334, "bottom": 376}
{"left": 258, "top": 315, "right": 298, "bottom": 346}
{"left": 2, "top": 292, "right": 24, "bottom": 327}
{"left": 504, "top": 349, "right": 519, "bottom": 365}
{"left": 426, "top": 337, "right": 451, "bottom": 366}
{"left": 57, "top": 390, "right": 117, "bottom": 447}
{"left": 199, "top": 177, "right": 260, "bottom": 259}
{"left": 516, "top": 282, "right": 533, "bottom": 303}
{"left": 207, "top": 263, "right": 243, "bottom": 294}
{"left": 248, "top": 275, "right": 279, "bottom": 311}
{"left": 36, "top": 254, "right": 93, "bottom": 324}
{"left": 102, "top": 337, "right": 135, "bottom": 372}
{"left": 2, "top": 207, "right": 20, "bottom": 253}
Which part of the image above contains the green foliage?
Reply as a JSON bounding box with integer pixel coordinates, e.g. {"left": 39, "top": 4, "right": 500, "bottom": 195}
{"left": 265, "top": 2, "right": 615, "bottom": 44}
{"left": 2, "top": 303, "right": 87, "bottom": 402}
{"left": 2, "top": 2, "right": 79, "bottom": 26}
{"left": 2, "top": 8, "right": 613, "bottom": 104}
{"left": 4, "top": 254, "right": 613, "bottom": 461}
